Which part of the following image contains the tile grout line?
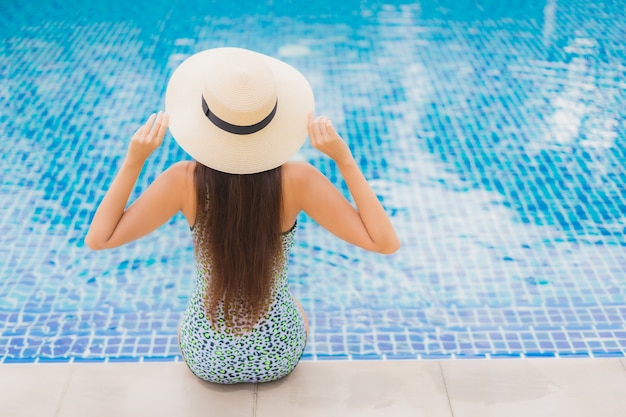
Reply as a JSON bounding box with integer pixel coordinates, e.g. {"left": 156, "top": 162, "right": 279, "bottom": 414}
{"left": 438, "top": 361, "right": 456, "bottom": 417}
{"left": 53, "top": 365, "right": 76, "bottom": 417}
{"left": 252, "top": 383, "right": 259, "bottom": 417}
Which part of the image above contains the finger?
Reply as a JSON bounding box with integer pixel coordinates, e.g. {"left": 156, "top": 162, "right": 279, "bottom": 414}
{"left": 315, "top": 119, "right": 329, "bottom": 146}
{"left": 136, "top": 113, "right": 156, "bottom": 140}
{"left": 149, "top": 112, "right": 162, "bottom": 137}
{"left": 309, "top": 115, "right": 323, "bottom": 144}
{"left": 136, "top": 113, "right": 154, "bottom": 133}
{"left": 323, "top": 118, "right": 334, "bottom": 137}
{"left": 146, "top": 113, "right": 157, "bottom": 128}
{"left": 317, "top": 116, "right": 330, "bottom": 142}
{"left": 132, "top": 125, "right": 145, "bottom": 138}
{"left": 310, "top": 114, "right": 321, "bottom": 134}
{"left": 155, "top": 113, "right": 169, "bottom": 143}
{"left": 307, "top": 116, "right": 312, "bottom": 137}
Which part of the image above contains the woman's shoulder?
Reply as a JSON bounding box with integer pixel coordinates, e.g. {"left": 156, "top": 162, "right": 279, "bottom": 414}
{"left": 280, "top": 161, "right": 322, "bottom": 222}
{"left": 282, "top": 160, "right": 320, "bottom": 183}
{"left": 168, "top": 160, "right": 196, "bottom": 174}
{"left": 162, "top": 160, "right": 196, "bottom": 186}
{"left": 162, "top": 160, "right": 197, "bottom": 225}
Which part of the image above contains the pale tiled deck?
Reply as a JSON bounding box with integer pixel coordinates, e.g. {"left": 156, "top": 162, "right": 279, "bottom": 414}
{"left": 2, "top": 358, "right": 626, "bottom": 417}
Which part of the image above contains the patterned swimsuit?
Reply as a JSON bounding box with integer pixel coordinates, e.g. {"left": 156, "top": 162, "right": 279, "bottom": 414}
{"left": 179, "top": 223, "right": 306, "bottom": 384}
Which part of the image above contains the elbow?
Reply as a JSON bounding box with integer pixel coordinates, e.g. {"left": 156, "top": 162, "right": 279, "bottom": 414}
{"left": 84, "top": 238, "right": 99, "bottom": 251}
{"left": 84, "top": 234, "right": 105, "bottom": 251}
{"left": 381, "top": 241, "right": 401, "bottom": 255}
{"left": 376, "top": 238, "right": 401, "bottom": 255}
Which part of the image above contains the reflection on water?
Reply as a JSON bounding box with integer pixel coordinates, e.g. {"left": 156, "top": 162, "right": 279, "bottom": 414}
{"left": 0, "top": 0, "right": 625, "bottom": 360}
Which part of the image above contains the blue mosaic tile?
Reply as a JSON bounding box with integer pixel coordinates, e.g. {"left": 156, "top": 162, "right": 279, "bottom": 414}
{"left": 525, "top": 352, "right": 557, "bottom": 358}
{"left": 315, "top": 354, "right": 351, "bottom": 361}
{"left": 420, "top": 354, "right": 452, "bottom": 360}
{"left": 1, "top": 0, "right": 626, "bottom": 363}
{"left": 455, "top": 354, "right": 488, "bottom": 360}
{"left": 591, "top": 352, "right": 626, "bottom": 358}
{"left": 558, "top": 352, "right": 592, "bottom": 358}
{"left": 2, "top": 357, "right": 37, "bottom": 364}
{"left": 142, "top": 356, "right": 181, "bottom": 362}
{"left": 73, "top": 357, "right": 107, "bottom": 363}
{"left": 37, "top": 357, "right": 72, "bottom": 363}
{"left": 108, "top": 356, "right": 142, "bottom": 363}
{"left": 351, "top": 354, "right": 385, "bottom": 360}
{"left": 490, "top": 353, "right": 524, "bottom": 359}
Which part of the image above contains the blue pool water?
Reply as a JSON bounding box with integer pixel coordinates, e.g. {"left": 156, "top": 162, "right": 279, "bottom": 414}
{"left": 1, "top": 0, "right": 625, "bottom": 362}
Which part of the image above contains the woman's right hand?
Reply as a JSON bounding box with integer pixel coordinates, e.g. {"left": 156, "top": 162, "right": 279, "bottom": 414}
{"left": 126, "top": 112, "right": 169, "bottom": 166}
{"left": 308, "top": 114, "right": 353, "bottom": 166}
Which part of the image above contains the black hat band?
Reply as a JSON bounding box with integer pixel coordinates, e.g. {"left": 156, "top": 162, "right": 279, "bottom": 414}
{"left": 202, "top": 95, "right": 278, "bottom": 135}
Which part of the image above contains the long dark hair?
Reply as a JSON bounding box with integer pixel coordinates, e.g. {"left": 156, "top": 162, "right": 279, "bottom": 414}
{"left": 193, "top": 163, "right": 283, "bottom": 333}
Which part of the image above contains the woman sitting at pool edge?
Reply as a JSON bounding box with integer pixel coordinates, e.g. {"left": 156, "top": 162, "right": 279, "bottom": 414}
{"left": 85, "top": 47, "right": 400, "bottom": 384}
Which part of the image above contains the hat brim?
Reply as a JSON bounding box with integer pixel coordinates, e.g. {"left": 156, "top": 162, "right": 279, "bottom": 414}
{"left": 165, "top": 48, "right": 315, "bottom": 174}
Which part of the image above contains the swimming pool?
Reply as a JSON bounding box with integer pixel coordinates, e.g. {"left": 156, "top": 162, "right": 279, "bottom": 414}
{"left": 1, "top": 0, "right": 625, "bottom": 362}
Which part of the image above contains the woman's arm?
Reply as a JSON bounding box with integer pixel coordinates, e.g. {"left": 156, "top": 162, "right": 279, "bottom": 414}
{"left": 85, "top": 112, "right": 194, "bottom": 250}
{"left": 294, "top": 115, "right": 400, "bottom": 254}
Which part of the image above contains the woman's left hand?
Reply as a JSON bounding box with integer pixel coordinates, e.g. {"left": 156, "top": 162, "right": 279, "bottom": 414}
{"left": 126, "top": 112, "right": 169, "bottom": 165}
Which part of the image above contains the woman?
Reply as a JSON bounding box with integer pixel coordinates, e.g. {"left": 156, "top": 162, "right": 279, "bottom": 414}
{"left": 85, "top": 47, "right": 399, "bottom": 384}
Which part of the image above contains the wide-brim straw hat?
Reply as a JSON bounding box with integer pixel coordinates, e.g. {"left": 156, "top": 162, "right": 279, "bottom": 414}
{"left": 165, "top": 47, "right": 315, "bottom": 174}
